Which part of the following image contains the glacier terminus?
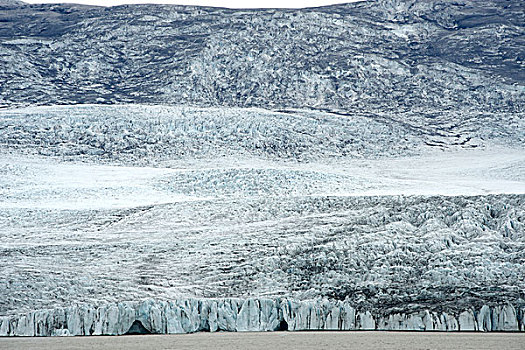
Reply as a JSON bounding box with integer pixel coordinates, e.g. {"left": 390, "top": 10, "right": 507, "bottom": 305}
{"left": 0, "top": 0, "right": 524, "bottom": 336}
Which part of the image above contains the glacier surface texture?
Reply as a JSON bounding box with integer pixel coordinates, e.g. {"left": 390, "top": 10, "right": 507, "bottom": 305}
{"left": 0, "top": 0, "right": 524, "bottom": 335}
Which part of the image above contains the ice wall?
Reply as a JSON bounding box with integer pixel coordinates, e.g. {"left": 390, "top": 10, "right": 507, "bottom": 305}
{"left": 1, "top": 299, "right": 522, "bottom": 336}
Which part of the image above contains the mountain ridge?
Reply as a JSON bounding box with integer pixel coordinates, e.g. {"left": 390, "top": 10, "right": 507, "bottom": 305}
{"left": 1, "top": 0, "right": 523, "bottom": 110}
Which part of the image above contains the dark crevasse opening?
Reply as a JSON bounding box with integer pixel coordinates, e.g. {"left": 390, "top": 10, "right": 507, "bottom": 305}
{"left": 125, "top": 320, "right": 152, "bottom": 335}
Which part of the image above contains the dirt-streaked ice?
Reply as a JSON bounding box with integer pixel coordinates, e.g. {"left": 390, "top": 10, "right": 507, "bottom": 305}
{"left": 0, "top": 105, "right": 523, "bottom": 335}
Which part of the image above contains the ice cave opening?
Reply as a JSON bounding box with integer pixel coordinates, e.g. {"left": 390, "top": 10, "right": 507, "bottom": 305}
{"left": 278, "top": 320, "right": 289, "bottom": 331}
{"left": 125, "top": 320, "right": 152, "bottom": 335}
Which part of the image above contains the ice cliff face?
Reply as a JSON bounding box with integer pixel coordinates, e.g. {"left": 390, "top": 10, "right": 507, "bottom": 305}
{"left": 1, "top": 299, "right": 523, "bottom": 336}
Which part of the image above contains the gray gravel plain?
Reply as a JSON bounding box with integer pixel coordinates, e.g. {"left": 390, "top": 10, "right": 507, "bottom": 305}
{"left": 1, "top": 331, "right": 525, "bottom": 350}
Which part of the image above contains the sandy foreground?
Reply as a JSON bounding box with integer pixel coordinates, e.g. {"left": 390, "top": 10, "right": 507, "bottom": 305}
{"left": 1, "top": 331, "right": 524, "bottom": 350}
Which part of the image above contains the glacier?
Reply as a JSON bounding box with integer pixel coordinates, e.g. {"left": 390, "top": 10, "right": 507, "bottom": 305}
{"left": 0, "top": 104, "right": 524, "bottom": 335}
{"left": 0, "top": 0, "right": 523, "bottom": 116}
{"left": 1, "top": 299, "right": 523, "bottom": 336}
{"left": 0, "top": 0, "right": 524, "bottom": 337}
